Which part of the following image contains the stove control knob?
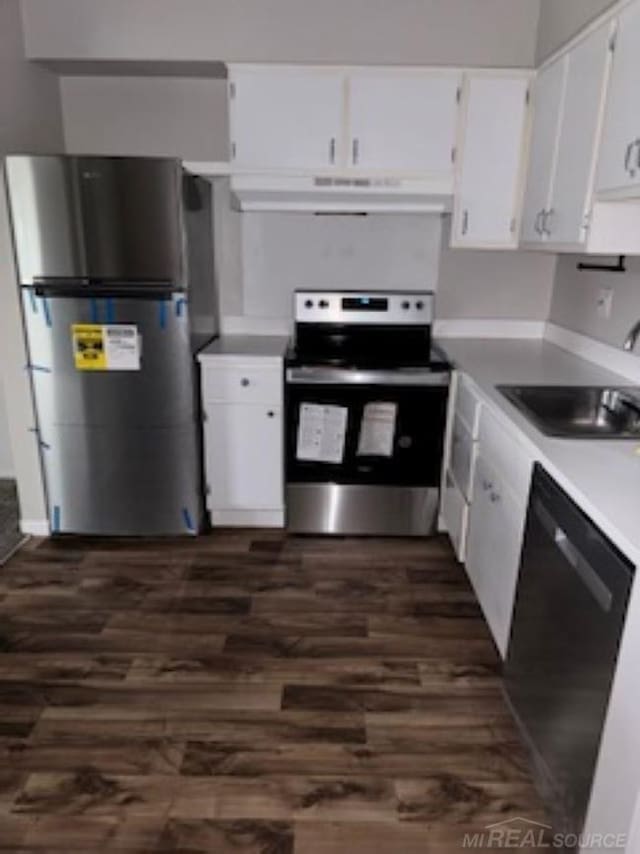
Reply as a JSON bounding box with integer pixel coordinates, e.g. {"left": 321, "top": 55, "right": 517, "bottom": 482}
{"left": 304, "top": 299, "right": 314, "bottom": 309}
{"left": 319, "top": 300, "right": 329, "bottom": 308}
{"left": 416, "top": 300, "right": 424, "bottom": 310}
{"left": 401, "top": 300, "right": 410, "bottom": 310}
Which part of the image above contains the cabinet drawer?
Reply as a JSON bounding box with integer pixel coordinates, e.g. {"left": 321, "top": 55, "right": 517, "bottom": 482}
{"left": 450, "top": 415, "right": 476, "bottom": 502}
{"left": 442, "top": 471, "right": 469, "bottom": 562}
{"left": 478, "top": 405, "right": 532, "bottom": 503}
{"left": 202, "top": 363, "right": 282, "bottom": 405}
{"left": 456, "top": 375, "right": 482, "bottom": 437}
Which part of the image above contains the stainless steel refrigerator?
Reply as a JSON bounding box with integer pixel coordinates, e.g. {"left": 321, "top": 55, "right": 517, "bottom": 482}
{"left": 4, "top": 155, "right": 217, "bottom": 536}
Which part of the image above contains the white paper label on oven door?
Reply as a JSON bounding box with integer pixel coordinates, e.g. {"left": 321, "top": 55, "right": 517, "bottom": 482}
{"left": 296, "top": 403, "right": 348, "bottom": 464}
{"left": 103, "top": 325, "right": 141, "bottom": 371}
{"left": 357, "top": 402, "right": 397, "bottom": 457}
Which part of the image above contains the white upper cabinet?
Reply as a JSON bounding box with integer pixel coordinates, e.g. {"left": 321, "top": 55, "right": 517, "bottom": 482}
{"left": 548, "top": 23, "right": 612, "bottom": 245}
{"left": 348, "top": 71, "right": 461, "bottom": 175}
{"left": 597, "top": 2, "right": 640, "bottom": 196}
{"left": 520, "top": 58, "right": 566, "bottom": 244}
{"left": 452, "top": 73, "right": 530, "bottom": 248}
{"left": 228, "top": 67, "right": 344, "bottom": 172}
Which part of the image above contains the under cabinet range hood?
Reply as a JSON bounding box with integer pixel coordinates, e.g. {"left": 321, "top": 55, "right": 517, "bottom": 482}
{"left": 229, "top": 173, "right": 453, "bottom": 213}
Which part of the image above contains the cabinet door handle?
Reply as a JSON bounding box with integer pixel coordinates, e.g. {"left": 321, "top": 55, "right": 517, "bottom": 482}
{"left": 625, "top": 140, "right": 634, "bottom": 175}
{"left": 543, "top": 208, "right": 554, "bottom": 236}
{"left": 329, "top": 137, "right": 336, "bottom": 165}
{"left": 489, "top": 491, "right": 501, "bottom": 504}
{"left": 534, "top": 210, "right": 543, "bottom": 235}
{"left": 352, "top": 138, "right": 360, "bottom": 165}
{"left": 240, "top": 378, "right": 250, "bottom": 387}
{"left": 267, "top": 410, "right": 275, "bottom": 418}
{"left": 482, "top": 479, "right": 493, "bottom": 492}
{"left": 635, "top": 139, "right": 640, "bottom": 175}
{"left": 462, "top": 209, "right": 469, "bottom": 236}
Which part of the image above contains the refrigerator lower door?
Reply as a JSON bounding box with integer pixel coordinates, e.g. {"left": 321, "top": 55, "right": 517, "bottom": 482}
{"left": 23, "top": 288, "right": 205, "bottom": 535}
{"left": 43, "top": 423, "right": 202, "bottom": 536}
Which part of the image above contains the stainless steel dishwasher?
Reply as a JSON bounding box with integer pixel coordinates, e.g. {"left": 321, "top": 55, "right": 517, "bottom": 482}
{"left": 505, "top": 464, "right": 634, "bottom": 837}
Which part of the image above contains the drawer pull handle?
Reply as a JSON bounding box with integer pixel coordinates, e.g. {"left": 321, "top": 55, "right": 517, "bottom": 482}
{"left": 240, "top": 378, "right": 250, "bottom": 387}
{"left": 267, "top": 410, "right": 275, "bottom": 418}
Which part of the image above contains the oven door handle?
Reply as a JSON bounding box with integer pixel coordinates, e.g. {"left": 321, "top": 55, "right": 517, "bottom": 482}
{"left": 286, "top": 366, "right": 450, "bottom": 386}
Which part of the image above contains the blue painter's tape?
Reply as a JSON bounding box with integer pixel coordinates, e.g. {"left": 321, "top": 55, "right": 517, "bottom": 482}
{"left": 175, "top": 297, "right": 187, "bottom": 318}
{"left": 52, "top": 505, "right": 61, "bottom": 534}
{"left": 158, "top": 300, "right": 168, "bottom": 330}
{"left": 90, "top": 298, "right": 99, "bottom": 324}
{"left": 105, "top": 297, "right": 115, "bottom": 324}
{"left": 182, "top": 507, "right": 196, "bottom": 534}
{"left": 28, "top": 289, "right": 38, "bottom": 313}
{"left": 41, "top": 296, "right": 52, "bottom": 327}
{"left": 25, "top": 363, "right": 52, "bottom": 374}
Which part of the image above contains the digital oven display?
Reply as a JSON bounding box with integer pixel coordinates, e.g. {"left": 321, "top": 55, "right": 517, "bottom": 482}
{"left": 341, "top": 297, "right": 388, "bottom": 312}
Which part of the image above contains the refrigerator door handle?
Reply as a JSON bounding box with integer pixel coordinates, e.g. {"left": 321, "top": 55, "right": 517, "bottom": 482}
{"left": 32, "top": 282, "right": 178, "bottom": 300}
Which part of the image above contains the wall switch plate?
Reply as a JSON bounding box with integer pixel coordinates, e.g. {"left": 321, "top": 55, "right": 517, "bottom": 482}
{"left": 597, "top": 287, "right": 614, "bottom": 319}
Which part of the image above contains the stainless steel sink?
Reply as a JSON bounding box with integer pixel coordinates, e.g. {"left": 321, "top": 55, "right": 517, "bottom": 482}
{"left": 498, "top": 385, "right": 640, "bottom": 438}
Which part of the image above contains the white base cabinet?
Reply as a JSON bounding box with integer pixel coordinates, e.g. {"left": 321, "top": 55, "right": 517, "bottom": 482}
{"left": 440, "top": 373, "right": 533, "bottom": 658}
{"left": 465, "top": 453, "right": 528, "bottom": 658}
{"left": 199, "top": 350, "right": 285, "bottom": 528}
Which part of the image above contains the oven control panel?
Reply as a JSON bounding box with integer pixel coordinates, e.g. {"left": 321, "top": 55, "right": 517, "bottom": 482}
{"left": 294, "top": 290, "right": 434, "bottom": 325}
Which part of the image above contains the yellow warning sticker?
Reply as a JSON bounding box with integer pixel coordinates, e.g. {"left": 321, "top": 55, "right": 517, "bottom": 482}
{"left": 72, "top": 324, "right": 107, "bottom": 371}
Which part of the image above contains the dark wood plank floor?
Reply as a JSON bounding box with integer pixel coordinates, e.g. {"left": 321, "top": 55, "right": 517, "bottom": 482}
{"left": 0, "top": 531, "right": 547, "bottom": 852}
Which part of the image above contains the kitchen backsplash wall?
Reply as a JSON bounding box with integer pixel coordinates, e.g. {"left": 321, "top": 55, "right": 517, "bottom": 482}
{"left": 436, "top": 222, "right": 556, "bottom": 321}
{"left": 213, "top": 182, "right": 558, "bottom": 332}
{"left": 241, "top": 212, "right": 442, "bottom": 321}
{"left": 549, "top": 254, "right": 640, "bottom": 350}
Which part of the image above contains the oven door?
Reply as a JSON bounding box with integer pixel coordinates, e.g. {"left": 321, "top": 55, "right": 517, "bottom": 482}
{"left": 285, "top": 366, "right": 449, "bottom": 535}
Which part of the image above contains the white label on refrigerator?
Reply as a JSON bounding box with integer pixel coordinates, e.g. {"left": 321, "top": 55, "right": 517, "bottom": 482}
{"left": 296, "top": 403, "right": 348, "bottom": 464}
{"left": 103, "top": 325, "right": 141, "bottom": 371}
{"left": 357, "top": 402, "right": 397, "bottom": 457}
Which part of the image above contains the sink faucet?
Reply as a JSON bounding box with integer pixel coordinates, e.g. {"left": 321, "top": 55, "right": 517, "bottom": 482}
{"left": 623, "top": 320, "right": 640, "bottom": 352}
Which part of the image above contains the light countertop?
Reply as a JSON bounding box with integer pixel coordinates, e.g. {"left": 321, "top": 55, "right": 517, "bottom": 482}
{"left": 198, "top": 335, "right": 290, "bottom": 360}
{"left": 438, "top": 337, "right": 640, "bottom": 564}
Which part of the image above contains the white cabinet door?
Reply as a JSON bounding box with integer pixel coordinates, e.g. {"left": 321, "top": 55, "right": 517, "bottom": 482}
{"left": 465, "top": 454, "right": 527, "bottom": 658}
{"left": 205, "top": 403, "right": 283, "bottom": 510}
{"left": 229, "top": 68, "right": 344, "bottom": 171}
{"left": 348, "top": 71, "right": 461, "bottom": 174}
{"left": 520, "top": 58, "right": 567, "bottom": 244}
{"left": 597, "top": 3, "right": 640, "bottom": 194}
{"left": 453, "top": 73, "right": 530, "bottom": 248}
{"left": 548, "top": 24, "right": 612, "bottom": 245}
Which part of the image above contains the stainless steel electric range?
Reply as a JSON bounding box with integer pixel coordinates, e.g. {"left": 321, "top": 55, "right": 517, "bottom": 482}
{"left": 285, "top": 290, "right": 450, "bottom": 536}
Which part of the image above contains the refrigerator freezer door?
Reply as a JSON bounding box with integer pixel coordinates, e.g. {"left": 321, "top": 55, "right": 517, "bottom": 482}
{"left": 24, "top": 291, "right": 197, "bottom": 427}
{"left": 5, "top": 156, "right": 183, "bottom": 285}
{"left": 43, "top": 422, "right": 202, "bottom": 536}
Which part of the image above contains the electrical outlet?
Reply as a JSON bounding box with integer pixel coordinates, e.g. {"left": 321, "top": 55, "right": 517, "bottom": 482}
{"left": 597, "top": 287, "right": 614, "bottom": 319}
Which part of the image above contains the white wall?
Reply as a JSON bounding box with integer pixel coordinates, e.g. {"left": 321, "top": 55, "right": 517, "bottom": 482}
{"left": 0, "top": 0, "right": 63, "bottom": 524}
{"left": 0, "top": 379, "right": 12, "bottom": 478}
{"left": 22, "top": 0, "right": 541, "bottom": 68}
{"left": 536, "top": 0, "right": 617, "bottom": 63}
{"left": 61, "top": 76, "right": 229, "bottom": 160}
